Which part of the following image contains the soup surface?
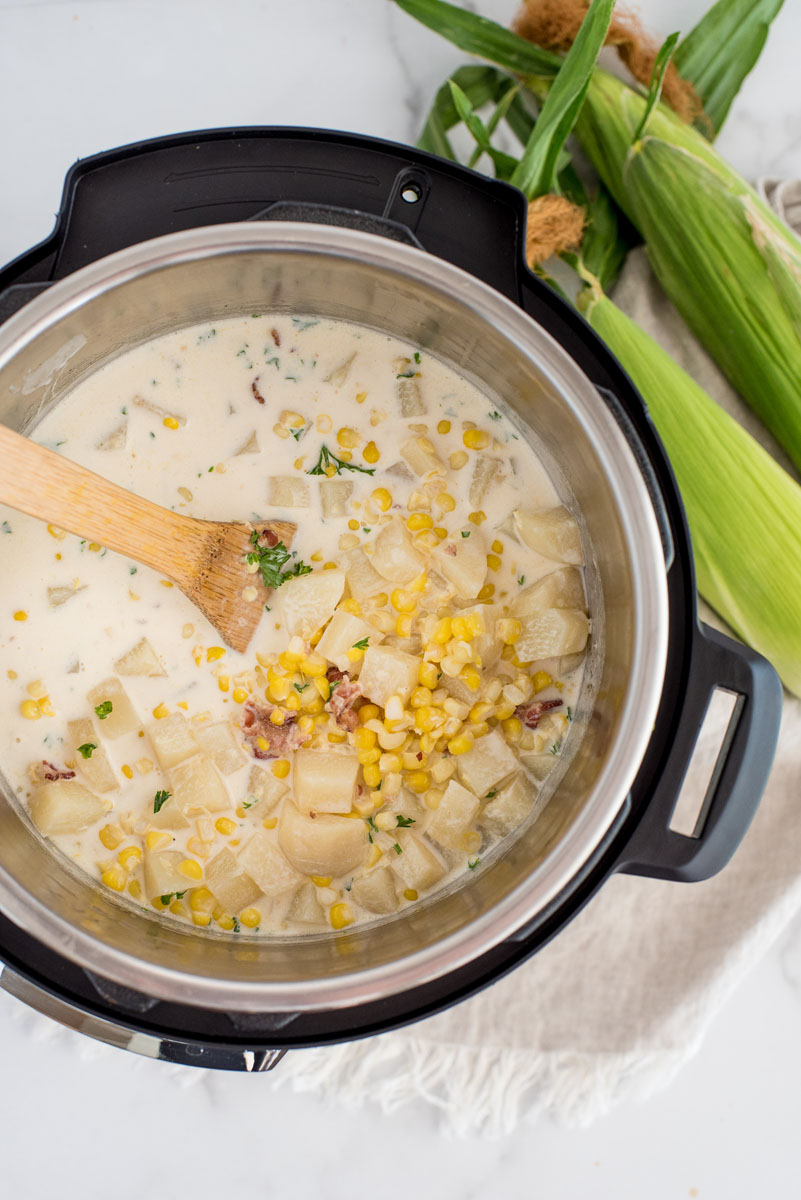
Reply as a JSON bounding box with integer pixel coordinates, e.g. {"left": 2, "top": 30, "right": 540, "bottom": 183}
{"left": 0, "top": 315, "right": 590, "bottom": 935}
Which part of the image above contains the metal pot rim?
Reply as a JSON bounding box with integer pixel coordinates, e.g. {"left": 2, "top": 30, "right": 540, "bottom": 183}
{"left": 0, "top": 222, "right": 669, "bottom": 1011}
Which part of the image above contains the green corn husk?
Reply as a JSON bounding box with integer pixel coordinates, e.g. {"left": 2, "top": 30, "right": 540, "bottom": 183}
{"left": 581, "top": 283, "right": 801, "bottom": 695}
{"left": 575, "top": 67, "right": 801, "bottom": 474}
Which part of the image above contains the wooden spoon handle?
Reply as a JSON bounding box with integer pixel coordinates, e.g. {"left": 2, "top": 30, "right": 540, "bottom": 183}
{"left": 0, "top": 423, "right": 201, "bottom": 578}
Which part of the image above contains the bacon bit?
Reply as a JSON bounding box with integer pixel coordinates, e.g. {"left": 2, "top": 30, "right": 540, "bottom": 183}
{"left": 254, "top": 526, "right": 279, "bottom": 549}
{"left": 36, "top": 760, "right": 75, "bottom": 782}
{"left": 270, "top": 328, "right": 281, "bottom": 347}
{"left": 241, "top": 701, "right": 310, "bottom": 759}
{"left": 326, "top": 666, "right": 362, "bottom": 731}
{"left": 514, "top": 699, "right": 563, "bottom": 729}
{"left": 251, "top": 376, "right": 266, "bottom": 405}
{"left": 444, "top": 543, "right": 457, "bottom": 556}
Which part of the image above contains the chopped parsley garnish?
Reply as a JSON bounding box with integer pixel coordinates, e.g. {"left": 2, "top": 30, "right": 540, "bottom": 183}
{"left": 567, "top": 707, "right": 573, "bottom": 722}
{"left": 366, "top": 816, "right": 378, "bottom": 844}
{"left": 307, "top": 444, "right": 376, "bottom": 477}
{"left": 461, "top": 530, "right": 471, "bottom": 538}
{"left": 160, "top": 891, "right": 186, "bottom": 904}
{"left": 242, "top": 795, "right": 259, "bottom": 810}
{"left": 518, "top": 575, "right": 526, "bottom": 586}
{"left": 290, "top": 425, "right": 307, "bottom": 442}
{"left": 468, "top": 858, "right": 480, "bottom": 870}
{"left": 488, "top": 410, "right": 501, "bottom": 420}
{"left": 291, "top": 317, "right": 319, "bottom": 331}
{"left": 393, "top": 843, "right": 403, "bottom": 855}
{"left": 94, "top": 700, "right": 113, "bottom": 720}
{"left": 1, "top": 520, "right": 11, "bottom": 534}
{"left": 77, "top": 743, "right": 96, "bottom": 759}
{"left": 485, "top": 789, "right": 497, "bottom": 800}
{"left": 231, "top": 916, "right": 241, "bottom": 933}
{"left": 352, "top": 637, "right": 370, "bottom": 651}
{"left": 251, "top": 313, "right": 261, "bottom": 319}
{"left": 247, "top": 532, "right": 312, "bottom": 590}
{"left": 129, "top": 565, "right": 137, "bottom": 575}
{"left": 396, "top": 369, "right": 416, "bottom": 379}
{"left": 550, "top": 739, "right": 563, "bottom": 756}
{"left": 294, "top": 682, "right": 309, "bottom": 693}
{"left": 153, "top": 789, "right": 172, "bottom": 813}
{"left": 362, "top": 526, "right": 371, "bottom": 534}
{"left": 396, "top": 814, "right": 416, "bottom": 828}
{"left": 413, "top": 351, "right": 421, "bottom": 364}
{"left": 265, "top": 355, "right": 280, "bottom": 369}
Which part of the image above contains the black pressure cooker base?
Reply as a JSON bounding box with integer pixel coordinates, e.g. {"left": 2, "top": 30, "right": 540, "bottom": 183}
{"left": 0, "top": 129, "right": 782, "bottom": 1068}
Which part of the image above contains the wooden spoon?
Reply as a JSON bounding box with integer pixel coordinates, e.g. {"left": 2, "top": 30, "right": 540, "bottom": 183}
{"left": 0, "top": 425, "right": 296, "bottom": 652}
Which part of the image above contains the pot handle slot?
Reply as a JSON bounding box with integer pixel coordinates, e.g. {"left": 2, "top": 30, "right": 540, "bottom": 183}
{"left": 615, "top": 623, "right": 782, "bottom": 882}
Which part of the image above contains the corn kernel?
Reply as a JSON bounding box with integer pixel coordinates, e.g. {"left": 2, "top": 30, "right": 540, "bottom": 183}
{"left": 460, "top": 667, "right": 482, "bottom": 692}
{"left": 163, "top": 416, "right": 180, "bottom": 430}
{"left": 337, "top": 426, "right": 360, "bottom": 449}
{"left": 268, "top": 675, "right": 292, "bottom": 702}
{"left": 406, "top": 512, "right": 433, "bottom": 532}
{"left": 268, "top": 758, "right": 289, "bottom": 781}
{"left": 262, "top": 816, "right": 278, "bottom": 830}
{"left": 310, "top": 875, "right": 332, "bottom": 887}
{"left": 214, "top": 914, "right": 234, "bottom": 931}
{"left": 269, "top": 707, "right": 287, "bottom": 726}
{"left": 178, "top": 859, "right": 203, "bottom": 881}
{"left": 301, "top": 652, "right": 328, "bottom": 677}
{"left": 120, "top": 763, "right": 134, "bottom": 780}
{"left": 37, "top": 696, "right": 55, "bottom": 717}
{"left": 486, "top": 553, "right": 502, "bottom": 572}
{"left": 371, "top": 487, "right": 392, "bottom": 512}
{"left": 13, "top": 611, "right": 27, "bottom": 622}
{"left": 217, "top": 675, "right": 230, "bottom": 693}
{"left": 192, "top": 912, "right": 212, "bottom": 927}
{"left": 189, "top": 887, "right": 215, "bottom": 913}
{"left": 379, "top": 753, "right": 402, "bottom": 774}
{"left": 497, "top": 618, "right": 522, "bottom": 645}
{"left": 463, "top": 429, "right": 490, "bottom": 450}
{"left": 501, "top": 717, "right": 524, "bottom": 743}
{"left": 152, "top": 701, "right": 170, "bottom": 720}
{"left": 436, "top": 419, "right": 451, "bottom": 435}
{"left": 461, "top": 830, "right": 482, "bottom": 855}
{"left": 128, "top": 878, "right": 142, "bottom": 899}
{"left": 298, "top": 714, "right": 315, "bottom": 734}
{"left": 256, "top": 736, "right": 270, "bottom": 754}
{"left": 448, "top": 450, "right": 469, "bottom": 471}
{"left": 284, "top": 692, "right": 300, "bottom": 712}
{"left": 357, "top": 747, "right": 381, "bottom": 765}
{"left": 477, "top": 583, "right": 495, "bottom": 601}
{"left": 359, "top": 703, "right": 380, "bottom": 724}
{"left": 435, "top": 492, "right": 456, "bottom": 513}
{"left": 494, "top": 701, "right": 516, "bottom": 721}
{"left": 390, "top": 588, "right": 417, "bottom": 614}
{"left": 363, "top": 440, "right": 380, "bottom": 464}
{"left": 417, "top": 661, "right": 439, "bottom": 689}
{"left": 231, "top": 686, "right": 248, "bottom": 704}
{"left": 469, "top": 702, "right": 494, "bottom": 724}
{"left": 414, "top": 705, "right": 444, "bottom": 733}
{"left": 145, "top": 830, "right": 172, "bottom": 851}
{"left": 239, "top": 907, "right": 261, "bottom": 928}
{"left": 363, "top": 763, "right": 382, "bottom": 788}
{"left": 447, "top": 731, "right": 475, "bottom": 755}
{"left": 213, "top": 817, "right": 236, "bottom": 838}
{"left": 394, "top": 613, "right": 412, "bottom": 637}
{"left": 206, "top": 646, "right": 226, "bottom": 663}
{"left": 405, "top": 770, "right": 430, "bottom": 794}
{"left": 101, "top": 865, "right": 127, "bottom": 892}
{"left": 329, "top": 902, "right": 354, "bottom": 930}
{"left": 532, "top": 670, "right": 553, "bottom": 694}
{"left": 354, "top": 726, "right": 377, "bottom": 750}
{"left": 347, "top": 518, "right": 360, "bottom": 532}
{"left": 328, "top": 731, "right": 347, "bottom": 744}
{"left": 99, "top": 824, "right": 124, "bottom": 850}
{"left": 20, "top": 700, "right": 41, "bottom": 720}
{"left": 468, "top": 510, "right": 487, "bottom": 526}
{"left": 403, "top": 888, "right": 419, "bottom": 901}
{"left": 410, "top": 686, "right": 433, "bottom": 709}
{"left": 118, "top": 846, "right": 142, "bottom": 870}
{"left": 347, "top": 647, "right": 364, "bottom": 664}
{"left": 432, "top": 616, "right": 452, "bottom": 644}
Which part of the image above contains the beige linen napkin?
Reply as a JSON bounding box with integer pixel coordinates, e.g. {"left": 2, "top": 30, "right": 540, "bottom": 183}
{"left": 269, "top": 184, "right": 801, "bottom": 1134}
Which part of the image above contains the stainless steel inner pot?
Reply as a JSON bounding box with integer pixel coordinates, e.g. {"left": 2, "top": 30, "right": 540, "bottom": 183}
{"left": 0, "top": 224, "right": 668, "bottom": 1012}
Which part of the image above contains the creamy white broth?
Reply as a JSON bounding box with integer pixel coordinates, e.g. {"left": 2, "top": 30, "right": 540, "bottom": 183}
{"left": 0, "top": 314, "right": 588, "bottom": 935}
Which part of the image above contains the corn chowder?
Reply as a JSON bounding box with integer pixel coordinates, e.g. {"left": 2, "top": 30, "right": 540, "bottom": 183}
{"left": 0, "top": 314, "right": 590, "bottom": 935}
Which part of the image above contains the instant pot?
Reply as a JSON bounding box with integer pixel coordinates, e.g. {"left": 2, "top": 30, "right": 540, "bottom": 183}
{"left": 0, "top": 129, "right": 782, "bottom": 1071}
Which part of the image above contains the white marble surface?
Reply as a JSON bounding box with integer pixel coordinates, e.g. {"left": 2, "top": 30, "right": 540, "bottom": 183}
{"left": 1, "top": 0, "right": 800, "bottom": 1195}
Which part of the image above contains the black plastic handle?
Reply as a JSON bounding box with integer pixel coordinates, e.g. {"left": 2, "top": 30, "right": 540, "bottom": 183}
{"left": 616, "top": 623, "right": 782, "bottom": 883}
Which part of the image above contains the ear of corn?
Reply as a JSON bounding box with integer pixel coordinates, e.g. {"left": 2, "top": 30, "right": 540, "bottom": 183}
{"left": 581, "top": 284, "right": 801, "bottom": 695}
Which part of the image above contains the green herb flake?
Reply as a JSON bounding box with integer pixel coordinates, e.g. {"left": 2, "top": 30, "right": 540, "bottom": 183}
{"left": 77, "top": 743, "right": 97, "bottom": 759}
{"left": 160, "top": 890, "right": 186, "bottom": 905}
{"left": 518, "top": 575, "right": 526, "bottom": 586}
{"left": 468, "top": 858, "right": 480, "bottom": 870}
{"left": 242, "top": 795, "right": 259, "bottom": 810}
{"left": 413, "top": 351, "right": 421, "bottom": 364}
{"left": 247, "top": 532, "right": 312, "bottom": 590}
{"left": 265, "top": 355, "right": 280, "bottom": 369}
{"left": 1, "top": 521, "right": 11, "bottom": 534}
{"left": 290, "top": 425, "right": 307, "bottom": 442}
{"left": 94, "top": 700, "right": 113, "bottom": 720}
{"left": 396, "top": 814, "right": 416, "bottom": 828}
{"left": 307, "top": 444, "right": 376, "bottom": 477}
{"left": 461, "top": 530, "right": 471, "bottom": 538}
{"left": 231, "top": 916, "right": 241, "bottom": 933}
{"left": 550, "top": 739, "right": 563, "bottom": 756}
{"left": 567, "top": 707, "right": 573, "bottom": 722}
{"left": 362, "top": 526, "right": 371, "bottom": 534}
{"left": 291, "top": 317, "right": 319, "bottom": 331}
{"left": 153, "top": 789, "right": 172, "bottom": 813}
{"left": 396, "top": 370, "right": 416, "bottom": 379}
{"left": 488, "top": 410, "right": 501, "bottom": 421}
{"left": 485, "top": 789, "right": 497, "bottom": 800}
{"left": 393, "top": 842, "right": 403, "bottom": 855}
{"left": 366, "top": 816, "right": 378, "bottom": 844}
{"left": 352, "top": 637, "right": 370, "bottom": 650}
{"left": 129, "top": 566, "right": 137, "bottom": 575}
{"left": 294, "top": 682, "right": 310, "bottom": 693}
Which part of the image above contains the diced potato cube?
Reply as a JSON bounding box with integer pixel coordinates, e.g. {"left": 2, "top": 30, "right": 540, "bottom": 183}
{"left": 418, "top": 570, "right": 456, "bottom": 612}
{"left": 268, "top": 475, "right": 310, "bottom": 508}
{"left": 244, "top": 764, "right": 288, "bottom": 812}
{"left": 30, "top": 780, "right": 110, "bottom": 835}
{"left": 293, "top": 749, "right": 359, "bottom": 815}
{"left": 193, "top": 720, "right": 245, "bottom": 776}
{"left": 114, "top": 637, "right": 166, "bottom": 677}
{"left": 458, "top": 603, "right": 502, "bottom": 669}
{"left": 343, "top": 547, "right": 388, "bottom": 602}
{"left": 143, "top": 849, "right": 190, "bottom": 901}
{"left": 455, "top": 729, "right": 519, "bottom": 797}
{"left": 400, "top": 435, "right": 443, "bottom": 476}
{"left": 516, "top": 609, "right": 589, "bottom": 662}
{"left": 86, "top": 677, "right": 139, "bottom": 738}
{"left": 287, "top": 882, "right": 325, "bottom": 924}
{"left": 433, "top": 531, "right": 487, "bottom": 600}
{"left": 350, "top": 866, "right": 399, "bottom": 914}
{"left": 388, "top": 831, "right": 447, "bottom": 892}
{"left": 319, "top": 478, "right": 353, "bottom": 518}
{"left": 170, "top": 754, "right": 230, "bottom": 815}
{"left": 316, "top": 609, "right": 384, "bottom": 672}
{"left": 96, "top": 420, "right": 127, "bottom": 451}
{"left": 427, "top": 779, "right": 480, "bottom": 850}
{"left": 274, "top": 568, "right": 345, "bottom": 639}
{"left": 479, "top": 774, "right": 534, "bottom": 838}
{"left": 47, "top": 583, "right": 85, "bottom": 608}
{"left": 469, "top": 457, "right": 504, "bottom": 506}
{"left": 147, "top": 712, "right": 200, "bottom": 770}
{"left": 206, "top": 847, "right": 262, "bottom": 912}
{"left": 519, "top": 751, "right": 557, "bottom": 782}
{"left": 395, "top": 360, "right": 427, "bottom": 417}
{"left": 358, "top": 645, "right": 420, "bottom": 707}
{"left": 235, "top": 431, "right": 259, "bottom": 455}
{"left": 511, "top": 567, "right": 586, "bottom": 618}
{"left": 514, "top": 506, "right": 583, "bottom": 565}
{"left": 237, "top": 829, "right": 302, "bottom": 898}
{"left": 278, "top": 804, "right": 369, "bottom": 877}
{"left": 372, "top": 519, "right": 426, "bottom": 584}
{"left": 325, "top": 352, "right": 357, "bottom": 387}
{"left": 67, "top": 717, "right": 117, "bottom": 793}
{"left": 148, "top": 797, "right": 190, "bottom": 830}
